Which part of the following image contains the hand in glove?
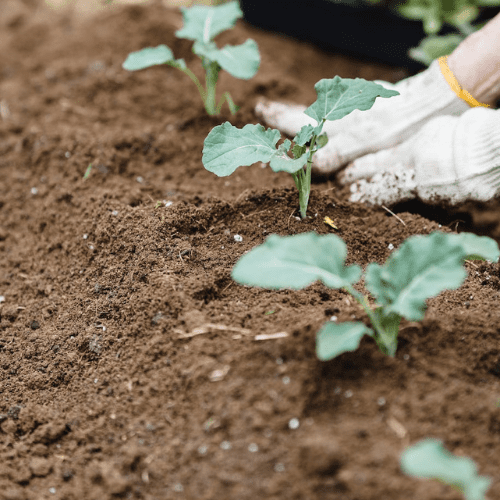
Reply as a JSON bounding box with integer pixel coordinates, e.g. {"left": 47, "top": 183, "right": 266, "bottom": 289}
{"left": 255, "top": 59, "right": 470, "bottom": 174}
{"left": 341, "top": 107, "right": 500, "bottom": 205}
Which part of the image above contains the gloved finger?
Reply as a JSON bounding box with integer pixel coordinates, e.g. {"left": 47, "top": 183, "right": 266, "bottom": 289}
{"left": 339, "top": 134, "right": 418, "bottom": 184}
{"left": 254, "top": 98, "right": 313, "bottom": 137}
{"left": 348, "top": 166, "right": 417, "bottom": 206}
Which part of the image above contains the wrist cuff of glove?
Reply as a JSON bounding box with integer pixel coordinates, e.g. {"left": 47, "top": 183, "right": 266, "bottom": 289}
{"left": 438, "top": 56, "right": 491, "bottom": 109}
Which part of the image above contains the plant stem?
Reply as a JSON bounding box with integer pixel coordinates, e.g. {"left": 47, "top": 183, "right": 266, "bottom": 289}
{"left": 178, "top": 67, "right": 207, "bottom": 104}
{"left": 343, "top": 285, "right": 399, "bottom": 357}
{"left": 456, "top": 21, "right": 476, "bottom": 37}
{"left": 293, "top": 133, "right": 319, "bottom": 219}
{"left": 204, "top": 60, "right": 220, "bottom": 116}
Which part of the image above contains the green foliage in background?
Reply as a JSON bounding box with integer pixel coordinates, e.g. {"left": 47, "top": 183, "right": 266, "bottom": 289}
{"left": 364, "top": 0, "right": 500, "bottom": 64}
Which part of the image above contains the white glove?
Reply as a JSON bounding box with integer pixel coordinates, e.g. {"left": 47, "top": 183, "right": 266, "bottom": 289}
{"left": 341, "top": 107, "right": 500, "bottom": 205}
{"left": 255, "top": 59, "right": 470, "bottom": 173}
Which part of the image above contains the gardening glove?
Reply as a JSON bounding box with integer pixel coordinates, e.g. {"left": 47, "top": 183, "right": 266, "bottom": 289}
{"left": 255, "top": 59, "right": 470, "bottom": 173}
{"left": 341, "top": 106, "right": 500, "bottom": 206}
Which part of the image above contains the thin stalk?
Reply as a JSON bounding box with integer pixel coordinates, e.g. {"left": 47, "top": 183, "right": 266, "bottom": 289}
{"left": 217, "top": 91, "right": 239, "bottom": 115}
{"left": 178, "top": 67, "right": 206, "bottom": 103}
{"left": 343, "top": 285, "right": 399, "bottom": 356}
{"left": 204, "top": 61, "right": 220, "bottom": 116}
{"left": 295, "top": 133, "right": 319, "bottom": 219}
{"left": 456, "top": 21, "right": 476, "bottom": 37}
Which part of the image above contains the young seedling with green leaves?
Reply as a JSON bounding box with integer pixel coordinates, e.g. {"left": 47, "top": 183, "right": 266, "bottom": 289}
{"left": 202, "top": 77, "right": 399, "bottom": 218}
{"left": 231, "top": 231, "right": 499, "bottom": 359}
{"left": 401, "top": 438, "right": 491, "bottom": 500}
{"left": 122, "top": 1, "right": 260, "bottom": 116}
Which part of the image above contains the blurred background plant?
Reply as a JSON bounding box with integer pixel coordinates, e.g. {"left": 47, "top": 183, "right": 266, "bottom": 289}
{"left": 363, "top": 0, "right": 500, "bottom": 64}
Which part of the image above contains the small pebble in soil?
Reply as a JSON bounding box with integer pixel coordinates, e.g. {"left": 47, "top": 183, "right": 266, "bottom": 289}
{"left": 234, "top": 234, "right": 243, "bottom": 242}
{"left": 344, "top": 390, "right": 353, "bottom": 398}
{"left": 220, "top": 440, "right": 231, "bottom": 450}
{"left": 197, "top": 445, "right": 208, "bottom": 455}
{"left": 49, "top": 488, "right": 56, "bottom": 494}
{"left": 288, "top": 418, "right": 300, "bottom": 430}
{"left": 0, "top": 296, "right": 5, "bottom": 303}
{"left": 31, "top": 320, "right": 40, "bottom": 330}
{"left": 330, "top": 316, "right": 337, "bottom": 321}
{"left": 388, "top": 243, "right": 394, "bottom": 250}
{"left": 31, "top": 187, "right": 38, "bottom": 195}
{"left": 164, "top": 200, "right": 173, "bottom": 207}
{"left": 334, "top": 387, "right": 341, "bottom": 395}
{"left": 248, "top": 443, "right": 259, "bottom": 453}
{"left": 112, "top": 210, "right": 119, "bottom": 216}
{"left": 136, "top": 176, "right": 144, "bottom": 183}
{"left": 403, "top": 354, "right": 410, "bottom": 360}
{"left": 221, "top": 246, "right": 224, "bottom": 249}
{"left": 274, "top": 463, "right": 285, "bottom": 472}
{"left": 173, "top": 483, "right": 184, "bottom": 492}
{"left": 276, "top": 357, "right": 284, "bottom": 365}
{"left": 282, "top": 376, "right": 290, "bottom": 385}
{"left": 377, "top": 397, "right": 386, "bottom": 406}
{"left": 65, "top": 151, "right": 71, "bottom": 158}
{"left": 83, "top": 234, "right": 88, "bottom": 239}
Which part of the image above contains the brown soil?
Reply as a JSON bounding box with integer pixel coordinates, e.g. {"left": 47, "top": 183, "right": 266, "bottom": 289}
{"left": 1, "top": 2, "right": 500, "bottom": 499}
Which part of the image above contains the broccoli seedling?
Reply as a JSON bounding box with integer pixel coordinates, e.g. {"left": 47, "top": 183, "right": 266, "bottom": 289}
{"left": 122, "top": 1, "right": 260, "bottom": 116}
{"left": 202, "top": 77, "right": 398, "bottom": 218}
{"left": 401, "top": 439, "right": 491, "bottom": 500}
{"left": 231, "top": 231, "right": 499, "bottom": 359}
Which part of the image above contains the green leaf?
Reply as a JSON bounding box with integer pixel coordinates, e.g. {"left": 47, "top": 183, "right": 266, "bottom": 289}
{"left": 176, "top": 1, "right": 242, "bottom": 44}
{"left": 193, "top": 39, "right": 260, "bottom": 79}
{"left": 292, "top": 144, "right": 307, "bottom": 159}
{"left": 447, "top": 5, "right": 479, "bottom": 26}
{"left": 423, "top": 14, "right": 442, "bottom": 34}
{"left": 401, "top": 439, "right": 491, "bottom": 500}
{"left": 293, "top": 125, "right": 315, "bottom": 146}
{"left": 202, "top": 122, "right": 281, "bottom": 176}
{"left": 396, "top": 4, "right": 430, "bottom": 20}
{"left": 304, "top": 77, "right": 399, "bottom": 124}
{"left": 316, "top": 133, "right": 329, "bottom": 149}
{"left": 408, "top": 34, "right": 464, "bottom": 66}
{"left": 316, "top": 321, "right": 373, "bottom": 361}
{"left": 269, "top": 140, "right": 308, "bottom": 173}
{"left": 231, "top": 233, "right": 362, "bottom": 290}
{"left": 123, "top": 45, "right": 185, "bottom": 71}
{"left": 447, "top": 232, "right": 500, "bottom": 262}
{"left": 365, "top": 232, "right": 477, "bottom": 321}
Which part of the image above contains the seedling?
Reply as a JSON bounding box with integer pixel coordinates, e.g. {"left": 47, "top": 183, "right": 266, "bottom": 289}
{"left": 401, "top": 439, "right": 491, "bottom": 500}
{"left": 231, "top": 231, "right": 499, "bottom": 359}
{"left": 203, "top": 77, "right": 398, "bottom": 218}
{"left": 122, "top": 2, "right": 260, "bottom": 115}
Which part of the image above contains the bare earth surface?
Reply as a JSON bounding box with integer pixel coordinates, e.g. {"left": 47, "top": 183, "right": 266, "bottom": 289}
{"left": 1, "top": 1, "right": 500, "bottom": 499}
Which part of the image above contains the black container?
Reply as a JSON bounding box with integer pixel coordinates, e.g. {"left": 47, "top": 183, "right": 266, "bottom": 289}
{"left": 241, "top": 0, "right": 499, "bottom": 71}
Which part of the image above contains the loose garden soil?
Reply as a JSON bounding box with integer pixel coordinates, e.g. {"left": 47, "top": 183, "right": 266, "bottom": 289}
{"left": 1, "top": 1, "right": 500, "bottom": 499}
